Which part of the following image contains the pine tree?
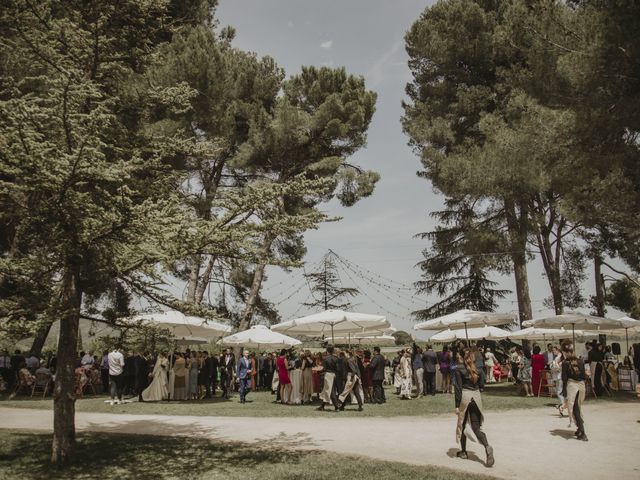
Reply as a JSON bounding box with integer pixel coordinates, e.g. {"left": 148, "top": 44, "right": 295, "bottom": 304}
{"left": 414, "top": 198, "right": 510, "bottom": 319}
{"left": 304, "top": 253, "right": 359, "bottom": 311}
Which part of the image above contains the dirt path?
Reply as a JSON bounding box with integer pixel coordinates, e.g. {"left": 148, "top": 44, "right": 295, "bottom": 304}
{"left": 1, "top": 403, "right": 638, "bottom": 479}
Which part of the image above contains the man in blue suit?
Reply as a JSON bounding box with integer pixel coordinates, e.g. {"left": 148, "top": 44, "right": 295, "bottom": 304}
{"left": 237, "top": 349, "right": 253, "bottom": 404}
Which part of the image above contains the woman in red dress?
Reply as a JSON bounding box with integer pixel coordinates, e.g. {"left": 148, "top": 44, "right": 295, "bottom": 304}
{"left": 531, "top": 345, "right": 546, "bottom": 396}
{"left": 276, "top": 349, "right": 291, "bottom": 404}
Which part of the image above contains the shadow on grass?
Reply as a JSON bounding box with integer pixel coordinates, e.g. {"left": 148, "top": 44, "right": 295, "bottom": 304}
{"left": 0, "top": 430, "right": 308, "bottom": 480}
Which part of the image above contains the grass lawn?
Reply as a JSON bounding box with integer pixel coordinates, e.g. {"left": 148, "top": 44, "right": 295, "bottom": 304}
{"left": 0, "top": 429, "right": 497, "bottom": 480}
{"left": 1, "top": 382, "right": 635, "bottom": 418}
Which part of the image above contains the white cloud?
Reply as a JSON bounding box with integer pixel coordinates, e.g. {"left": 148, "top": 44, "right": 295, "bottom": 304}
{"left": 366, "top": 40, "right": 404, "bottom": 87}
{"left": 320, "top": 40, "right": 333, "bottom": 49}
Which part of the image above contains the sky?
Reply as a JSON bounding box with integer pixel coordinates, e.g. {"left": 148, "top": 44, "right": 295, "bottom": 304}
{"left": 213, "top": 0, "right": 615, "bottom": 338}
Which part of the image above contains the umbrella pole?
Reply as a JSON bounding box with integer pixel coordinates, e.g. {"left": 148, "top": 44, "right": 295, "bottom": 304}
{"left": 572, "top": 324, "right": 575, "bottom": 346}
{"left": 626, "top": 328, "right": 629, "bottom": 356}
{"left": 464, "top": 323, "right": 469, "bottom": 345}
{"left": 331, "top": 324, "right": 334, "bottom": 346}
{"left": 348, "top": 332, "right": 351, "bottom": 349}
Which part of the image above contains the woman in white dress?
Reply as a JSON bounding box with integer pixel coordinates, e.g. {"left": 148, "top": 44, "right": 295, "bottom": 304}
{"left": 141, "top": 353, "right": 168, "bottom": 402}
{"left": 399, "top": 349, "right": 413, "bottom": 399}
{"left": 289, "top": 359, "right": 303, "bottom": 405}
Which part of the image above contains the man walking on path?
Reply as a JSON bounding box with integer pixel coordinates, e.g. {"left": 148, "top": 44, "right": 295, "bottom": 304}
{"left": 317, "top": 346, "right": 340, "bottom": 411}
{"left": 108, "top": 348, "right": 125, "bottom": 405}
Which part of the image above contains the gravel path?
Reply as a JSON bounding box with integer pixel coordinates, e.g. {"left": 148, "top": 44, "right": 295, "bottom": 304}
{"left": 1, "top": 403, "right": 638, "bottom": 479}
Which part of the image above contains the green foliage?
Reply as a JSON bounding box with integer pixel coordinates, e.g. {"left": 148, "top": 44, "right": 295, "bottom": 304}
{"left": 606, "top": 278, "right": 640, "bottom": 319}
{"left": 414, "top": 198, "right": 511, "bottom": 319}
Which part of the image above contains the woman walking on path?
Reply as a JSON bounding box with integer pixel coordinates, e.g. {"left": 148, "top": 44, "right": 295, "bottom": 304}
{"left": 562, "top": 344, "right": 588, "bottom": 441}
{"left": 550, "top": 346, "right": 566, "bottom": 416}
{"left": 454, "top": 348, "right": 494, "bottom": 468}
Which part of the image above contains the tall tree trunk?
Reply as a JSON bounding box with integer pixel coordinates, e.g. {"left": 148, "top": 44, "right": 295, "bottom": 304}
{"left": 194, "top": 255, "right": 216, "bottom": 305}
{"left": 30, "top": 319, "right": 54, "bottom": 356}
{"left": 533, "top": 210, "right": 565, "bottom": 315}
{"left": 594, "top": 254, "right": 607, "bottom": 345}
{"left": 51, "top": 264, "right": 82, "bottom": 465}
{"left": 505, "top": 199, "right": 533, "bottom": 325}
{"left": 238, "top": 233, "right": 275, "bottom": 332}
{"left": 185, "top": 254, "right": 201, "bottom": 303}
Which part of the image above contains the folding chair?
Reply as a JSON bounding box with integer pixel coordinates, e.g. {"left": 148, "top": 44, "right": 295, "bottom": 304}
{"left": 31, "top": 372, "right": 52, "bottom": 398}
{"left": 537, "top": 370, "right": 555, "bottom": 398}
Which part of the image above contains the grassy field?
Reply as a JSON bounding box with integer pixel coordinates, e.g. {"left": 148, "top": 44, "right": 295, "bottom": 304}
{"left": 1, "top": 382, "right": 635, "bottom": 418}
{"left": 0, "top": 429, "right": 497, "bottom": 480}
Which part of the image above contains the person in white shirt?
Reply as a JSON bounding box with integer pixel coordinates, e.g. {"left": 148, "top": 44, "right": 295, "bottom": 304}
{"left": 544, "top": 344, "right": 555, "bottom": 366}
{"left": 108, "top": 348, "right": 125, "bottom": 405}
{"left": 81, "top": 351, "right": 95, "bottom": 367}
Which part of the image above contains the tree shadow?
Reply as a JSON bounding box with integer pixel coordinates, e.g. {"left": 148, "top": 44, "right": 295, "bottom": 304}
{"left": 253, "top": 431, "right": 318, "bottom": 448}
{"left": 0, "top": 430, "right": 310, "bottom": 480}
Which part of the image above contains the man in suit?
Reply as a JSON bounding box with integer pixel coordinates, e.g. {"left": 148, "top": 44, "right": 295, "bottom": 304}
{"left": 422, "top": 344, "right": 438, "bottom": 396}
{"left": 220, "top": 348, "right": 235, "bottom": 399}
{"left": 198, "top": 351, "right": 211, "bottom": 398}
{"left": 369, "top": 346, "right": 386, "bottom": 404}
{"left": 208, "top": 355, "right": 220, "bottom": 398}
{"left": 134, "top": 351, "right": 149, "bottom": 402}
{"left": 237, "top": 350, "right": 253, "bottom": 404}
{"left": 123, "top": 351, "right": 136, "bottom": 396}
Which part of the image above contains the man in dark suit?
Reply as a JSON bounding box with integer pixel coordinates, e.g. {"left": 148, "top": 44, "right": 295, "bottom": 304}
{"left": 220, "top": 348, "right": 235, "bottom": 399}
{"left": 205, "top": 351, "right": 219, "bottom": 397}
{"left": 335, "top": 350, "right": 347, "bottom": 397}
{"left": 422, "top": 344, "right": 438, "bottom": 396}
{"left": 123, "top": 351, "right": 136, "bottom": 396}
{"left": 198, "top": 351, "right": 211, "bottom": 398}
{"left": 369, "top": 346, "right": 386, "bottom": 404}
{"left": 134, "top": 352, "right": 149, "bottom": 402}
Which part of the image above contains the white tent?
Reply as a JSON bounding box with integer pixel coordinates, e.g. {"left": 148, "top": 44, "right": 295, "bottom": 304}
{"left": 507, "top": 327, "right": 595, "bottom": 342}
{"left": 429, "top": 326, "right": 510, "bottom": 342}
{"left": 523, "top": 311, "right": 640, "bottom": 343}
{"left": 132, "top": 310, "right": 231, "bottom": 339}
{"left": 414, "top": 309, "right": 516, "bottom": 340}
{"left": 271, "top": 309, "right": 390, "bottom": 342}
{"left": 326, "top": 334, "right": 396, "bottom": 346}
{"left": 219, "top": 325, "right": 301, "bottom": 350}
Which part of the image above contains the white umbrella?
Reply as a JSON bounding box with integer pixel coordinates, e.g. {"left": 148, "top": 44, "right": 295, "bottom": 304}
{"left": 595, "top": 316, "right": 640, "bottom": 352}
{"left": 271, "top": 309, "right": 390, "bottom": 343}
{"left": 326, "top": 334, "right": 397, "bottom": 346}
{"left": 132, "top": 310, "right": 231, "bottom": 339}
{"left": 429, "top": 326, "right": 510, "bottom": 342}
{"left": 175, "top": 336, "right": 209, "bottom": 346}
{"left": 507, "top": 327, "right": 595, "bottom": 342}
{"left": 523, "top": 311, "right": 640, "bottom": 344}
{"left": 219, "top": 325, "right": 302, "bottom": 350}
{"left": 414, "top": 309, "right": 517, "bottom": 340}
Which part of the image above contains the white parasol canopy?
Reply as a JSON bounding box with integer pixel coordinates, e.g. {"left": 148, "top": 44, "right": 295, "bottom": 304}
{"left": 219, "top": 325, "right": 301, "bottom": 350}
{"left": 175, "top": 336, "right": 209, "bottom": 346}
{"left": 507, "top": 327, "right": 595, "bottom": 342}
{"left": 429, "top": 326, "right": 511, "bottom": 342}
{"left": 414, "top": 309, "right": 517, "bottom": 340}
{"left": 594, "top": 316, "right": 640, "bottom": 351}
{"left": 132, "top": 310, "right": 231, "bottom": 339}
{"left": 271, "top": 309, "right": 390, "bottom": 342}
{"left": 523, "top": 311, "right": 640, "bottom": 343}
{"left": 326, "top": 334, "right": 397, "bottom": 346}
